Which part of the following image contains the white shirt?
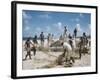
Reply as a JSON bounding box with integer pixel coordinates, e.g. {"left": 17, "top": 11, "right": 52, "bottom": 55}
{"left": 63, "top": 42, "right": 72, "bottom": 51}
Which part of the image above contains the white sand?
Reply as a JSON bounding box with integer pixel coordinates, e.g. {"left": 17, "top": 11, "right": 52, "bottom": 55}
{"left": 22, "top": 50, "right": 90, "bottom": 69}
{"left": 22, "top": 40, "right": 91, "bottom": 70}
{"left": 22, "top": 51, "right": 62, "bottom": 69}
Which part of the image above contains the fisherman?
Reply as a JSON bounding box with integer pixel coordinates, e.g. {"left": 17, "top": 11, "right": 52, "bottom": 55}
{"left": 40, "top": 32, "right": 44, "bottom": 47}
{"left": 61, "top": 36, "right": 75, "bottom": 66}
{"left": 68, "top": 35, "right": 73, "bottom": 48}
{"left": 51, "top": 34, "right": 54, "bottom": 41}
{"left": 32, "top": 35, "right": 38, "bottom": 56}
{"left": 33, "top": 35, "right": 38, "bottom": 44}
{"left": 63, "top": 26, "right": 68, "bottom": 41}
{"left": 79, "top": 37, "right": 83, "bottom": 59}
{"left": 74, "top": 28, "right": 77, "bottom": 38}
{"left": 64, "top": 26, "right": 67, "bottom": 35}
{"left": 82, "top": 32, "right": 88, "bottom": 47}
{"left": 68, "top": 35, "right": 75, "bottom": 63}
{"left": 59, "top": 34, "right": 63, "bottom": 41}
{"left": 47, "top": 33, "right": 51, "bottom": 47}
{"left": 24, "top": 37, "right": 32, "bottom": 60}
{"left": 68, "top": 33, "right": 72, "bottom": 40}
{"left": 32, "top": 43, "right": 37, "bottom": 56}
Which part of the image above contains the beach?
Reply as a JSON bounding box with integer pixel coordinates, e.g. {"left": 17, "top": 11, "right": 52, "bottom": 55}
{"left": 22, "top": 39, "right": 91, "bottom": 69}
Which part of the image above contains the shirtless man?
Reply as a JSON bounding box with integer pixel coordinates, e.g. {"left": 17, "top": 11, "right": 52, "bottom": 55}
{"left": 24, "top": 38, "right": 32, "bottom": 60}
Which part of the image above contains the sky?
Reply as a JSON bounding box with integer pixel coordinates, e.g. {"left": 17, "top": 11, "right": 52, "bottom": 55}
{"left": 22, "top": 10, "right": 91, "bottom": 38}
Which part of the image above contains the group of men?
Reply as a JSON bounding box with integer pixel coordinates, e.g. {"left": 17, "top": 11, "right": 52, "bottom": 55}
{"left": 24, "top": 26, "right": 89, "bottom": 62}
{"left": 24, "top": 32, "right": 54, "bottom": 60}
{"left": 59, "top": 26, "right": 78, "bottom": 41}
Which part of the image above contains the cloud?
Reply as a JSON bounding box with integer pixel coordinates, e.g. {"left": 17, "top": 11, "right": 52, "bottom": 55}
{"left": 58, "top": 22, "right": 63, "bottom": 32}
{"left": 76, "top": 23, "right": 81, "bottom": 32}
{"left": 36, "top": 27, "right": 42, "bottom": 32}
{"left": 45, "top": 26, "right": 51, "bottom": 32}
{"left": 24, "top": 26, "right": 30, "bottom": 31}
{"left": 71, "top": 13, "right": 83, "bottom": 22}
{"left": 54, "top": 22, "right": 63, "bottom": 32}
{"left": 23, "top": 12, "right": 32, "bottom": 26}
{"left": 52, "top": 22, "right": 64, "bottom": 37}
{"left": 58, "top": 22, "right": 62, "bottom": 27}
{"left": 23, "top": 12, "right": 31, "bottom": 19}
{"left": 38, "top": 13, "right": 51, "bottom": 19}
{"left": 87, "top": 24, "right": 91, "bottom": 35}
{"left": 54, "top": 22, "right": 62, "bottom": 28}
{"left": 80, "top": 13, "right": 84, "bottom": 18}
{"left": 70, "top": 18, "right": 80, "bottom": 22}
